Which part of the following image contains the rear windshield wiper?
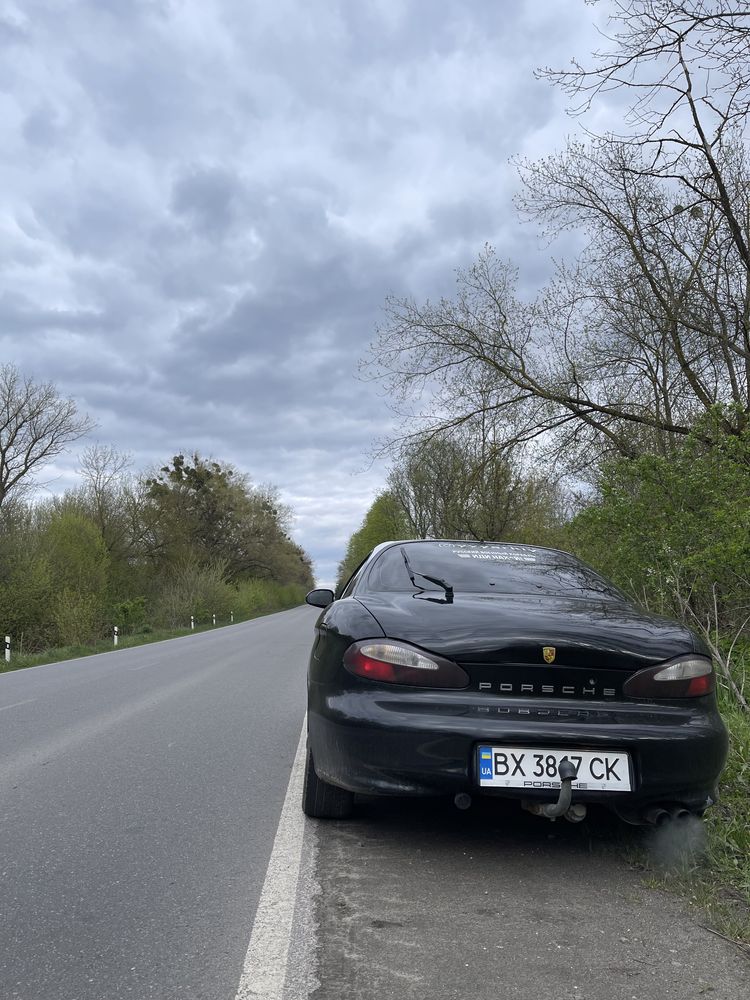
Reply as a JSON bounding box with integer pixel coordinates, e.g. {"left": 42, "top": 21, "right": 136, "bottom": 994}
{"left": 400, "top": 547, "right": 454, "bottom": 603}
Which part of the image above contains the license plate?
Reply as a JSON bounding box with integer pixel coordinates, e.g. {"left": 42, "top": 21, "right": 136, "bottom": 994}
{"left": 477, "top": 745, "right": 631, "bottom": 792}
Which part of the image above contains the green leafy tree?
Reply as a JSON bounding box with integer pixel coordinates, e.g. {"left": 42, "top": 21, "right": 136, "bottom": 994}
{"left": 567, "top": 415, "right": 750, "bottom": 632}
{"left": 144, "top": 453, "right": 314, "bottom": 591}
{"left": 336, "top": 492, "right": 409, "bottom": 590}
{"left": 41, "top": 510, "right": 110, "bottom": 596}
{"left": 0, "top": 551, "right": 54, "bottom": 651}
{"left": 0, "top": 438, "right": 314, "bottom": 650}
{"left": 146, "top": 455, "right": 267, "bottom": 577}
{"left": 40, "top": 511, "right": 110, "bottom": 645}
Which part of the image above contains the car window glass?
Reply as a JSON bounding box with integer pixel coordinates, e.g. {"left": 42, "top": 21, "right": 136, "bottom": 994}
{"left": 339, "top": 553, "right": 371, "bottom": 598}
{"left": 365, "top": 542, "right": 626, "bottom": 600}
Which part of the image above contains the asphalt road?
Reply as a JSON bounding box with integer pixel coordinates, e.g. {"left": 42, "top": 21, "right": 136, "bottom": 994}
{"left": 1, "top": 607, "right": 748, "bottom": 1000}
{"left": 0, "top": 606, "right": 312, "bottom": 1000}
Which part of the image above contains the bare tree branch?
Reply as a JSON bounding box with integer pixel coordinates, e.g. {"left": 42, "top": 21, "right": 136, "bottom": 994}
{"left": 0, "top": 364, "right": 95, "bottom": 509}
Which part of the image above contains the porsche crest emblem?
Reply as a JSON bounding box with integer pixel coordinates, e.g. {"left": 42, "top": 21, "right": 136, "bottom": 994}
{"left": 542, "top": 646, "right": 556, "bottom": 664}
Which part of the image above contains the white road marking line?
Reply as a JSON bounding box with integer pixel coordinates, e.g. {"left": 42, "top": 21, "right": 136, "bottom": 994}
{"left": 235, "top": 719, "right": 308, "bottom": 1000}
{"left": 0, "top": 699, "right": 36, "bottom": 712}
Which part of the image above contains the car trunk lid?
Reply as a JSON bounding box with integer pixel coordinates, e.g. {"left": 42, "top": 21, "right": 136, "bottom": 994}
{"left": 356, "top": 592, "right": 695, "bottom": 700}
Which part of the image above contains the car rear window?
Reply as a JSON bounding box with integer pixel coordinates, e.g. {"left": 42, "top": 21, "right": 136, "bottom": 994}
{"left": 364, "top": 541, "right": 626, "bottom": 600}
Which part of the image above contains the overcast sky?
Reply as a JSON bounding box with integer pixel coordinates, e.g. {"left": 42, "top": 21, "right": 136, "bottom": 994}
{"left": 1, "top": 0, "right": 617, "bottom": 586}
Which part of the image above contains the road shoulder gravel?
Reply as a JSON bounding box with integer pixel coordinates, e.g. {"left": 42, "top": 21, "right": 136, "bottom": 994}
{"left": 309, "top": 798, "right": 749, "bottom": 1000}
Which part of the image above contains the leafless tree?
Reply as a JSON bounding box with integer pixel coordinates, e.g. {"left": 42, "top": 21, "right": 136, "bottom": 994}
{"left": 518, "top": 138, "right": 750, "bottom": 440}
{"left": 387, "top": 425, "right": 564, "bottom": 542}
{"left": 539, "top": 1, "right": 750, "bottom": 273}
{"left": 79, "top": 443, "right": 131, "bottom": 500}
{"left": 0, "top": 364, "right": 95, "bottom": 509}
{"left": 368, "top": 4, "right": 750, "bottom": 471}
{"left": 77, "top": 443, "right": 149, "bottom": 559}
{"left": 370, "top": 220, "right": 748, "bottom": 475}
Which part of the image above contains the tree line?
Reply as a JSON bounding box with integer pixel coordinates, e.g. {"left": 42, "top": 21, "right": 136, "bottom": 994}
{"left": 0, "top": 365, "right": 313, "bottom": 653}
{"left": 342, "top": 1, "right": 749, "bottom": 712}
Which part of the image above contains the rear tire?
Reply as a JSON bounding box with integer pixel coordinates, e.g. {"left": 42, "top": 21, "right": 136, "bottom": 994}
{"left": 302, "top": 748, "right": 354, "bottom": 819}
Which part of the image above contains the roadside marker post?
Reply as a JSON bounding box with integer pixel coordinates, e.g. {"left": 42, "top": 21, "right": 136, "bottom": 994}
{"left": 212, "top": 613, "right": 216, "bottom": 626}
{"left": 190, "top": 615, "right": 195, "bottom": 631}
{"left": 113, "top": 626, "right": 119, "bottom": 647}
{"left": 4, "top": 635, "right": 9, "bottom": 663}
{"left": 231, "top": 611, "right": 234, "bottom": 624}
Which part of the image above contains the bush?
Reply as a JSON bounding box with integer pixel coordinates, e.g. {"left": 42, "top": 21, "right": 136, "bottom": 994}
{"left": 153, "top": 559, "right": 233, "bottom": 628}
{"left": 232, "top": 579, "right": 307, "bottom": 618}
{"left": 567, "top": 422, "right": 750, "bottom": 634}
{"left": 52, "top": 588, "right": 101, "bottom": 646}
{"left": 42, "top": 511, "right": 110, "bottom": 596}
{"left": 0, "top": 555, "right": 55, "bottom": 652}
{"left": 111, "top": 596, "right": 148, "bottom": 634}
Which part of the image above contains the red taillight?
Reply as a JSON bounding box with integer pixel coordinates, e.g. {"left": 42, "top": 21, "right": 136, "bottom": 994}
{"left": 343, "top": 640, "right": 469, "bottom": 689}
{"left": 684, "top": 673, "right": 713, "bottom": 697}
{"left": 623, "top": 656, "right": 715, "bottom": 699}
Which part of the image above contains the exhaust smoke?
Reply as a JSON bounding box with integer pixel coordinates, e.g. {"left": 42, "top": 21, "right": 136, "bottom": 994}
{"left": 647, "top": 812, "right": 707, "bottom": 870}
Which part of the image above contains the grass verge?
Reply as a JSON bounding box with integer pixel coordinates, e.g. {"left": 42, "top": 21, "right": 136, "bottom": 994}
{"left": 640, "top": 688, "right": 750, "bottom": 947}
{"left": 0, "top": 600, "right": 303, "bottom": 673}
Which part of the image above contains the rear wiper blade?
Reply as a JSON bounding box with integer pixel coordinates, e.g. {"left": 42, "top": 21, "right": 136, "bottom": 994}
{"left": 400, "top": 547, "right": 454, "bottom": 603}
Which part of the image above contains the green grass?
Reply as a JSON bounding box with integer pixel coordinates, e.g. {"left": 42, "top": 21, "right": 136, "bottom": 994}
{"left": 639, "top": 685, "right": 750, "bottom": 946}
{"left": 0, "top": 599, "right": 303, "bottom": 673}
{"left": 695, "top": 695, "right": 750, "bottom": 942}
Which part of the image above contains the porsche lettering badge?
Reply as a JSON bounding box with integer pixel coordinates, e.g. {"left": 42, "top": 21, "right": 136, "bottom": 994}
{"left": 542, "top": 646, "right": 556, "bottom": 664}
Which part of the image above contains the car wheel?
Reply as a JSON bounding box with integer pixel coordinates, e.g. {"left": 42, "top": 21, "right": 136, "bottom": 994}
{"left": 302, "top": 748, "right": 354, "bottom": 819}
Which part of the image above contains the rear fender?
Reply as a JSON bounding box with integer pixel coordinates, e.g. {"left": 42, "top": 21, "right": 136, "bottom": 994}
{"left": 309, "top": 597, "right": 385, "bottom": 687}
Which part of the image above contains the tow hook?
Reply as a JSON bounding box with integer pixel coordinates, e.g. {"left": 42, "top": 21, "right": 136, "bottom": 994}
{"left": 521, "top": 757, "right": 585, "bottom": 822}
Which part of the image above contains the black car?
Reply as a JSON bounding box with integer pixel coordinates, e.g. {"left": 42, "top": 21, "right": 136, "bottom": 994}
{"left": 302, "top": 540, "right": 728, "bottom": 826}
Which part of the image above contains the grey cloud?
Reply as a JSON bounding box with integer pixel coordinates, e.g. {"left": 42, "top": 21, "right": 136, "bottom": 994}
{"left": 0, "top": 14, "right": 28, "bottom": 47}
{"left": 22, "top": 105, "right": 66, "bottom": 147}
{"left": 1, "top": 0, "right": 607, "bottom": 582}
{"left": 65, "top": 190, "right": 146, "bottom": 258}
{"left": 0, "top": 293, "right": 104, "bottom": 333}
{"left": 171, "top": 166, "right": 246, "bottom": 238}
{"left": 79, "top": 59, "right": 193, "bottom": 151}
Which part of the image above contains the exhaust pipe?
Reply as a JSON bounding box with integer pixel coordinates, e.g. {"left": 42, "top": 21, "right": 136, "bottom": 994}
{"left": 669, "top": 806, "right": 691, "bottom": 822}
{"left": 644, "top": 807, "right": 670, "bottom": 826}
{"left": 643, "top": 806, "right": 694, "bottom": 825}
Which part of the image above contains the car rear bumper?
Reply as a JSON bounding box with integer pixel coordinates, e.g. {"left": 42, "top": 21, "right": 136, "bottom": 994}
{"left": 308, "top": 686, "right": 728, "bottom": 816}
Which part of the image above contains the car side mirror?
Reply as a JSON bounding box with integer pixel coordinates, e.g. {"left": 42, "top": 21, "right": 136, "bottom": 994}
{"left": 305, "top": 588, "right": 335, "bottom": 609}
